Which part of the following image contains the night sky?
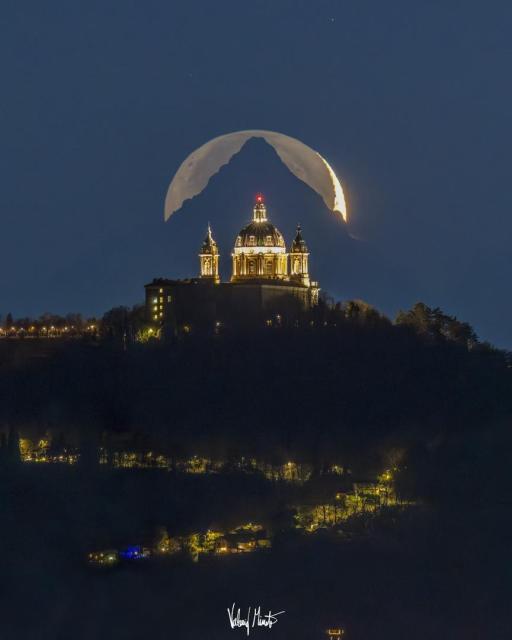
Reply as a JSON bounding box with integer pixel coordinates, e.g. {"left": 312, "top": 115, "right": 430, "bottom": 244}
{"left": 1, "top": 1, "right": 511, "bottom": 346}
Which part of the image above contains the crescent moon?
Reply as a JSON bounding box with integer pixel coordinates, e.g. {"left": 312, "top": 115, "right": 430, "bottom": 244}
{"left": 164, "top": 130, "right": 347, "bottom": 223}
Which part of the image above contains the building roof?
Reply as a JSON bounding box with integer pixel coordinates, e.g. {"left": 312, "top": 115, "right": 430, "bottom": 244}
{"left": 235, "top": 220, "right": 286, "bottom": 250}
{"left": 145, "top": 278, "right": 310, "bottom": 290}
{"left": 233, "top": 194, "right": 286, "bottom": 252}
{"left": 200, "top": 224, "right": 219, "bottom": 254}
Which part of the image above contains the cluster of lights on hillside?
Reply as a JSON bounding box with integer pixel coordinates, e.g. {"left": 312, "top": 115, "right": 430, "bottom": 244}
{"left": 0, "top": 324, "right": 97, "bottom": 338}
{"left": 88, "top": 522, "right": 271, "bottom": 567}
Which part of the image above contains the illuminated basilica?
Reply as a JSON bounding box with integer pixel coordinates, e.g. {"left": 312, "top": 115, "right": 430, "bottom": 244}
{"left": 145, "top": 194, "right": 320, "bottom": 336}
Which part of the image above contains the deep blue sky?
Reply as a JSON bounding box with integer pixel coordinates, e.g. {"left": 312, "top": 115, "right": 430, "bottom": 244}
{"left": 1, "top": 1, "right": 511, "bottom": 346}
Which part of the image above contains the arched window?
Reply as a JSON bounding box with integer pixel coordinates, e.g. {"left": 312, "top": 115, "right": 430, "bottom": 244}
{"left": 203, "top": 257, "right": 212, "bottom": 275}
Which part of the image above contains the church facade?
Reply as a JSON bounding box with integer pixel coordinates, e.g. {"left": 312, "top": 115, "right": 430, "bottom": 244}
{"left": 145, "top": 194, "right": 320, "bottom": 336}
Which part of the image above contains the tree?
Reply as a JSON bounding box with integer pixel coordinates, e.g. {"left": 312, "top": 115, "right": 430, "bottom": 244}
{"left": 135, "top": 326, "right": 159, "bottom": 343}
{"left": 396, "top": 302, "right": 434, "bottom": 336}
{"left": 101, "top": 306, "right": 129, "bottom": 340}
{"left": 396, "top": 303, "right": 478, "bottom": 349}
{"left": 65, "top": 313, "right": 84, "bottom": 332}
{"left": 6, "top": 425, "right": 21, "bottom": 467}
{"left": 344, "top": 299, "right": 388, "bottom": 326}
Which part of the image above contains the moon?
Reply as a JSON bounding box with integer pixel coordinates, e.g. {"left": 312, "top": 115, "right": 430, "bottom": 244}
{"left": 164, "top": 130, "right": 347, "bottom": 223}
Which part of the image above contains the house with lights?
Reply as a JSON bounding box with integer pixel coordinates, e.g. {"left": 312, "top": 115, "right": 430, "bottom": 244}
{"left": 144, "top": 194, "right": 320, "bottom": 336}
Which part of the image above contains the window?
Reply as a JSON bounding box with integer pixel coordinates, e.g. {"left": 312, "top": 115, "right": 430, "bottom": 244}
{"left": 248, "top": 235, "right": 256, "bottom": 246}
{"left": 167, "top": 295, "right": 172, "bottom": 303}
{"left": 248, "top": 260, "right": 256, "bottom": 274}
{"left": 152, "top": 297, "right": 158, "bottom": 304}
{"left": 265, "top": 235, "right": 273, "bottom": 246}
{"left": 265, "top": 260, "right": 273, "bottom": 275}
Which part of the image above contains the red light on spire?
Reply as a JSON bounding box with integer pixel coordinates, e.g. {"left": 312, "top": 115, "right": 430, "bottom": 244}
{"left": 255, "top": 193, "right": 264, "bottom": 203}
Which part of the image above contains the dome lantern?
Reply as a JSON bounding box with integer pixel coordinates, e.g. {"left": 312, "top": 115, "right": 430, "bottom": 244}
{"left": 231, "top": 195, "right": 288, "bottom": 281}
{"left": 253, "top": 193, "right": 268, "bottom": 222}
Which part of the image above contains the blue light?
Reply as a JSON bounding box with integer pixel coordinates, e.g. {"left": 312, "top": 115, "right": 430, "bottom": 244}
{"left": 119, "top": 545, "right": 143, "bottom": 560}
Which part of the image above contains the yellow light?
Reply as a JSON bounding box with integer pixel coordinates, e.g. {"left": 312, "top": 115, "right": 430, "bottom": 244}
{"left": 19, "top": 438, "right": 32, "bottom": 456}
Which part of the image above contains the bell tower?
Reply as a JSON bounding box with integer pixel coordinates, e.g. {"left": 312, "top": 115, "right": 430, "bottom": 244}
{"left": 289, "top": 224, "right": 310, "bottom": 286}
{"left": 199, "top": 224, "right": 220, "bottom": 283}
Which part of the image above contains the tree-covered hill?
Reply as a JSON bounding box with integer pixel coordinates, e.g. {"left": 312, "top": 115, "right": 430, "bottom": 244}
{"left": 1, "top": 301, "right": 510, "bottom": 472}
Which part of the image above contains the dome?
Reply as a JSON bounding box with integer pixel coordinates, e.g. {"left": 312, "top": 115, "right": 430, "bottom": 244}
{"left": 235, "top": 220, "right": 286, "bottom": 252}
{"left": 233, "top": 194, "right": 286, "bottom": 254}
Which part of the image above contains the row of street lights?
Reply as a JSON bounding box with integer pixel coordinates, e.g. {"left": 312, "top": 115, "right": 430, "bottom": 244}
{"left": 0, "top": 324, "right": 97, "bottom": 337}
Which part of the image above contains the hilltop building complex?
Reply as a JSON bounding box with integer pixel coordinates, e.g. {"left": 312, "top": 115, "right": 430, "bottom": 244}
{"left": 145, "top": 194, "right": 320, "bottom": 336}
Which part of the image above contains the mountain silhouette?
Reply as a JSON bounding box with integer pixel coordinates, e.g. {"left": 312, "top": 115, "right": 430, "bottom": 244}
{"left": 31, "top": 138, "right": 418, "bottom": 318}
